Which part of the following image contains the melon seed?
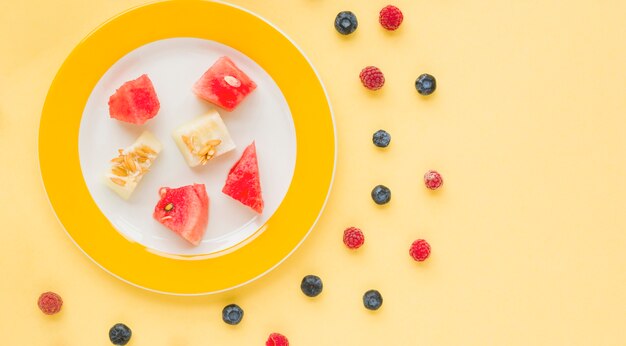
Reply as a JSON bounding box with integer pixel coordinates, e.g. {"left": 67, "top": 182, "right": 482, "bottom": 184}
{"left": 224, "top": 75, "right": 241, "bottom": 87}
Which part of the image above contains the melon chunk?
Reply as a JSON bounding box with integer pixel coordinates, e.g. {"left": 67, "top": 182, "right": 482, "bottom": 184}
{"left": 104, "top": 131, "right": 162, "bottom": 200}
{"left": 108, "top": 74, "right": 160, "bottom": 125}
{"left": 222, "top": 142, "right": 264, "bottom": 213}
{"left": 172, "top": 109, "right": 236, "bottom": 167}
{"left": 193, "top": 56, "right": 257, "bottom": 111}
{"left": 153, "top": 184, "right": 209, "bottom": 246}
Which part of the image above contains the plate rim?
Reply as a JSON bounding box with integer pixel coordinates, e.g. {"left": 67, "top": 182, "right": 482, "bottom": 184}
{"left": 38, "top": 0, "right": 336, "bottom": 295}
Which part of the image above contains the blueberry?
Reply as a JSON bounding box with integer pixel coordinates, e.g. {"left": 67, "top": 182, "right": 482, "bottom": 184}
{"left": 371, "top": 185, "right": 391, "bottom": 205}
{"left": 222, "top": 304, "right": 244, "bottom": 325}
{"left": 363, "top": 290, "right": 383, "bottom": 310}
{"left": 300, "top": 275, "right": 323, "bottom": 297}
{"left": 335, "top": 11, "right": 358, "bottom": 35}
{"left": 372, "top": 130, "right": 391, "bottom": 148}
{"left": 109, "top": 323, "right": 132, "bottom": 345}
{"left": 415, "top": 74, "right": 436, "bottom": 95}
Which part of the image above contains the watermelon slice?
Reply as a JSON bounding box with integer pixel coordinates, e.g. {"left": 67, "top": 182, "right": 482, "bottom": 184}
{"left": 108, "top": 74, "right": 160, "bottom": 125}
{"left": 192, "top": 56, "right": 257, "bottom": 111}
{"left": 153, "top": 184, "right": 209, "bottom": 246}
{"left": 222, "top": 142, "right": 264, "bottom": 213}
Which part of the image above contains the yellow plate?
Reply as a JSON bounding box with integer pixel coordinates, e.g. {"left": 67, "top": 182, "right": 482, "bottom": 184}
{"left": 39, "top": 0, "right": 335, "bottom": 295}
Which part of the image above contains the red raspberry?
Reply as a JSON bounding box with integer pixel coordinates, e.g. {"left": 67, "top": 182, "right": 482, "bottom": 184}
{"left": 343, "top": 227, "right": 365, "bottom": 249}
{"left": 37, "top": 291, "right": 63, "bottom": 315}
{"left": 409, "top": 239, "right": 431, "bottom": 261}
{"left": 424, "top": 170, "right": 443, "bottom": 190}
{"left": 379, "top": 5, "right": 404, "bottom": 31}
{"left": 266, "top": 333, "right": 289, "bottom": 346}
{"left": 359, "top": 66, "right": 385, "bottom": 90}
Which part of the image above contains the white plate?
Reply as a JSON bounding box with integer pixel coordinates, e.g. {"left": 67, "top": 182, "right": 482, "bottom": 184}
{"left": 79, "top": 38, "right": 296, "bottom": 256}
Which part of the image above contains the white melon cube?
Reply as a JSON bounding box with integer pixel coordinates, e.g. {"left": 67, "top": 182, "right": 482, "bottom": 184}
{"left": 104, "top": 131, "right": 162, "bottom": 200}
{"left": 172, "top": 109, "right": 236, "bottom": 167}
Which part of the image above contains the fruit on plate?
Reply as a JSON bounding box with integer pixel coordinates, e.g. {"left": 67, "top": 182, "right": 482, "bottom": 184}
{"left": 105, "top": 131, "right": 162, "bottom": 200}
{"left": 172, "top": 109, "right": 236, "bottom": 167}
{"left": 192, "top": 56, "right": 257, "bottom": 111}
{"left": 222, "top": 141, "right": 264, "bottom": 213}
{"left": 108, "top": 74, "right": 160, "bottom": 125}
{"left": 153, "top": 184, "right": 209, "bottom": 246}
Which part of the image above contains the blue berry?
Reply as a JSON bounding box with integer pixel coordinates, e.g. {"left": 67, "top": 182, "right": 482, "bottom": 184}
{"left": 109, "top": 323, "right": 132, "bottom": 345}
{"left": 415, "top": 74, "right": 436, "bottom": 95}
{"left": 372, "top": 130, "right": 391, "bottom": 148}
{"left": 335, "top": 11, "right": 358, "bottom": 35}
{"left": 363, "top": 290, "right": 383, "bottom": 310}
{"left": 222, "top": 304, "right": 244, "bottom": 325}
{"left": 371, "top": 185, "right": 391, "bottom": 205}
{"left": 300, "top": 275, "right": 323, "bottom": 297}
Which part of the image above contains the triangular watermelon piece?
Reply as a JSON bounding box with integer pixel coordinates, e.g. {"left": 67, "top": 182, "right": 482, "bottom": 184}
{"left": 108, "top": 74, "right": 160, "bottom": 125}
{"left": 153, "top": 184, "right": 209, "bottom": 246}
{"left": 222, "top": 142, "right": 264, "bottom": 213}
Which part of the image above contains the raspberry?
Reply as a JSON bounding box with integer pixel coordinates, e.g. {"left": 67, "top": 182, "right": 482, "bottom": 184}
{"left": 266, "top": 333, "right": 289, "bottom": 346}
{"left": 424, "top": 170, "right": 443, "bottom": 190}
{"left": 379, "top": 5, "right": 404, "bottom": 31}
{"left": 359, "top": 66, "right": 385, "bottom": 90}
{"left": 409, "top": 239, "right": 431, "bottom": 261}
{"left": 343, "top": 227, "right": 364, "bottom": 249}
{"left": 37, "top": 291, "right": 63, "bottom": 315}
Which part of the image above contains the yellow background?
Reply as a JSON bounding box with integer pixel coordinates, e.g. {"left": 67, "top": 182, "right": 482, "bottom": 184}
{"left": 1, "top": 0, "right": 625, "bottom": 344}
